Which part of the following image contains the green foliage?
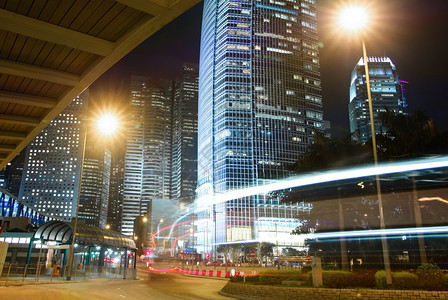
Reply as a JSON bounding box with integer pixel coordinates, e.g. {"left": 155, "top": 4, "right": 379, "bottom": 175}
{"left": 392, "top": 272, "right": 418, "bottom": 290}
{"left": 307, "top": 270, "right": 375, "bottom": 288}
{"left": 377, "top": 108, "right": 448, "bottom": 158}
{"left": 416, "top": 264, "right": 444, "bottom": 290}
{"left": 322, "top": 264, "right": 339, "bottom": 270}
{"left": 257, "top": 269, "right": 307, "bottom": 285}
{"left": 322, "top": 271, "right": 354, "bottom": 288}
{"left": 230, "top": 275, "right": 260, "bottom": 283}
{"left": 288, "top": 131, "right": 371, "bottom": 173}
{"left": 258, "top": 269, "right": 303, "bottom": 275}
{"left": 375, "top": 270, "right": 418, "bottom": 290}
{"left": 244, "top": 275, "right": 261, "bottom": 283}
{"left": 281, "top": 247, "right": 306, "bottom": 257}
{"left": 229, "top": 275, "right": 243, "bottom": 282}
{"left": 375, "top": 271, "right": 387, "bottom": 289}
{"left": 301, "top": 265, "right": 312, "bottom": 273}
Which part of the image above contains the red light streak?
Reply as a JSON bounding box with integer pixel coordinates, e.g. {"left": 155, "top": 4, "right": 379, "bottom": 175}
{"left": 151, "top": 218, "right": 206, "bottom": 249}
{"left": 163, "top": 231, "right": 198, "bottom": 252}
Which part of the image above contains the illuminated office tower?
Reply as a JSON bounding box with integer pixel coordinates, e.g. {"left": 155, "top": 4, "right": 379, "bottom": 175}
{"left": 107, "top": 155, "right": 124, "bottom": 232}
{"left": 121, "top": 76, "right": 147, "bottom": 235}
{"left": 121, "top": 77, "right": 172, "bottom": 235}
{"left": 0, "top": 150, "right": 26, "bottom": 197}
{"left": 78, "top": 144, "right": 111, "bottom": 228}
{"left": 18, "top": 91, "right": 88, "bottom": 220}
{"left": 171, "top": 64, "right": 199, "bottom": 205}
{"left": 197, "top": 0, "right": 323, "bottom": 245}
{"left": 349, "top": 57, "right": 407, "bottom": 143}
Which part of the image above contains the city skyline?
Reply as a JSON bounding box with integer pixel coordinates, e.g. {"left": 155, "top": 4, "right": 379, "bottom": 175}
{"left": 90, "top": 0, "right": 448, "bottom": 137}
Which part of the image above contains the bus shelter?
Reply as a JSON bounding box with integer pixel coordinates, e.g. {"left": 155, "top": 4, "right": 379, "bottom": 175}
{"left": 26, "top": 220, "right": 137, "bottom": 278}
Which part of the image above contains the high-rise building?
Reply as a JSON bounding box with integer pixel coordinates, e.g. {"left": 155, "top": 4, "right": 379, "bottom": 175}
{"left": 171, "top": 64, "right": 199, "bottom": 205}
{"left": 18, "top": 91, "right": 88, "bottom": 220}
{"left": 121, "top": 77, "right": 173, "bottom": 236}
{"left": 78, "top": 144, "right": 111, "bottom": 228}
{"left": 349, "top": 57, "right": 407, "bottom": 143}
{"left": 0, "top": 151, "right": 26, "bottom": 197}
{"left": 121, "top": 76, "right": 147, "bottom": 235}
{"left": 196, "top": 0, "right": 323, "bottom": 247}
{"left": 107, "top": 155, "right": 125, "bottom": 232}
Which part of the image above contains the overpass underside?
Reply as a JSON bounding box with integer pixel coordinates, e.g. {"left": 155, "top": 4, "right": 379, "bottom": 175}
{"left": 0, "top": 0, "right": 201, "bottom": 169}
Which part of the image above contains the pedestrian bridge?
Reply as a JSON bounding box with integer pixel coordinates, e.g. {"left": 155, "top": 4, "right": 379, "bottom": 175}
{"left": 0, "top": 0, "right": 201, "bottom": 169}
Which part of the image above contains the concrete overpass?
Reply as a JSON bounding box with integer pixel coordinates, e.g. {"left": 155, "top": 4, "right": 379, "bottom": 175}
{"left": 0, "top": 0, "right": 201, "bottom": 169}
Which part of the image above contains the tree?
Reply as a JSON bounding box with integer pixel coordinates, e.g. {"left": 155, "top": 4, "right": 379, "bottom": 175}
{"left": 216, "top": 244, "right": 243, "bottom": 263}
{"left": 256, "top": 242, "right": 276, "bottom": 265}
{"left": 281, "top": 247, "right": 306, "bottom": 257}
{"left": 376, "top": 108, "right": 441, "bottom": 158}
{"left": 288, "top": 131, "right": 371, "bottom": 173}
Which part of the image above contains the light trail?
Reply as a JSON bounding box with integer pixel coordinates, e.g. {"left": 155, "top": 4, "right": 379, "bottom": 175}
{"left": 419, "top": 197, "right": 448, "bottom": 205}
{"left": 151, "top": 219, "right": 198, "bottom": 249}
{"left": 306, "top": 225, "right": 448, "bottom": 240}
{"left": 163, "top": 231, "right": 198, "bottom": 252}
{"left": 164, "top": 155, "right": 448, "bottom": 249}
{"left": 206, "top": 155, "right": 448, "bottom": 209}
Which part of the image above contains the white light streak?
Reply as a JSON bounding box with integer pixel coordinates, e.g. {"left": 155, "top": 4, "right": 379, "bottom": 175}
{"left": 306, "top": 226, "right": 448, "bottom": 240}
{"left": 200, "top": 155, "right": 448, "bottom": 209}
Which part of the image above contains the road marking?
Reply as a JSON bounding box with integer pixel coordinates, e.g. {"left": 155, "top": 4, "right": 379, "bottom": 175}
{"left": 119, "top": 295, "right": 126, "bottom": 298}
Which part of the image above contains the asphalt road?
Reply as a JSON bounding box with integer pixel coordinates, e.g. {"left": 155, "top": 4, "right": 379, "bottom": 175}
{"left": 0, "top": 272, "right": 233, "bottom": 300}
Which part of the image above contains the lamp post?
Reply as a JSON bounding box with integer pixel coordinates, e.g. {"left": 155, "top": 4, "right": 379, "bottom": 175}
{"left": 338, "top": 5, "right": 392, "bottom": 287}
{"left": 66, "top": 112, "right": 119, "bottom": 280}
{"left": 156, "top": 218, "right": 164, "bottom": 250}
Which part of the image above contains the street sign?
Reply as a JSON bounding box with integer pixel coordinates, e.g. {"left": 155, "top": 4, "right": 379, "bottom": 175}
{"left": 250, "top": 251, "right": 256, "bottom": 258}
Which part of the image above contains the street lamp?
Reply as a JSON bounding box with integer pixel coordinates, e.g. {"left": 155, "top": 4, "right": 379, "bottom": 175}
{"left": 66, "top": 112, "right": 119, "bottom": 280}
{"left": 156, "top": 219, "right": 164, "bottom": 248}
{"left": 338, "top": 5, "right": 392, "bottom": 287}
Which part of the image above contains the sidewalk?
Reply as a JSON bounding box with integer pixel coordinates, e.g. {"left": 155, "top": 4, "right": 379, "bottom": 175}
{"left": 0, "top": 267, "right": 128, "bottom": 287}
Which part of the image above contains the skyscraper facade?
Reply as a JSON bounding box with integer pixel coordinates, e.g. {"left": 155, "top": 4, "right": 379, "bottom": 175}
{"left": 0, "top": 151, "right": 26, "bottom": 197}
{"left": 121, "top": 76, "right": 147, "bottom": 235}
{"left": 107, "top": 155, "right": 124, "bottom": 232}
{"left": 18, "top": 91, "right": 88, "bottom": 220}
{"left": 78, "top": 144, "right": 111, "bottom": 228}
{"left": 196, "top": 0, "right": 323, "bottom": 247}
{"left": 349, "top": 57, "right": 407, "bottom": 143}
{"left": 121, "top": 77, "right": 173, "bottom": 235}
{"left": 171, "top": 64, "right": 199, "bottom": 205}
{"left": 198, "top": 0, "right": 323, "bottom": 194}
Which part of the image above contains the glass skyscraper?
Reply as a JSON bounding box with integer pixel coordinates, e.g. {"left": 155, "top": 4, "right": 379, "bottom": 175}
{"left": 349, "top": 57, "right": 407, "bottom": 143}
{"left": 171, "top": 64, "right": 199, "bottom": 205}
{"left": 122, "top": 77, "right": 173, "bottom": 236}
{"left": 196, "top": 0, "right": 323, "bottom": 248}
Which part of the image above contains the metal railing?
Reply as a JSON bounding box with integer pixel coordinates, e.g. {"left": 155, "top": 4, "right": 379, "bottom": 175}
{"left": 0, "top": 262, "right": 131, "bottom": 286}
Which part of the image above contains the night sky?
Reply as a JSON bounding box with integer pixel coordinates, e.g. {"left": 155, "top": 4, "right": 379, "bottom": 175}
{"left": 90, "top": 0, "right": 448, "bottom": 138}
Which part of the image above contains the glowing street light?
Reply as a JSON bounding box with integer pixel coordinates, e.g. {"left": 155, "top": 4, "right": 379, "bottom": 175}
{"left": 337, "top": 4, "right": 393, "bottom": 287}
{"left": 66, "top": 111, "right": 119, "bottom": 281}
{"left": 338, "top": 5, "right": 369, "bottom": 32}
{"left": 96, "top": 113, "right": 119, "bottom": 136}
